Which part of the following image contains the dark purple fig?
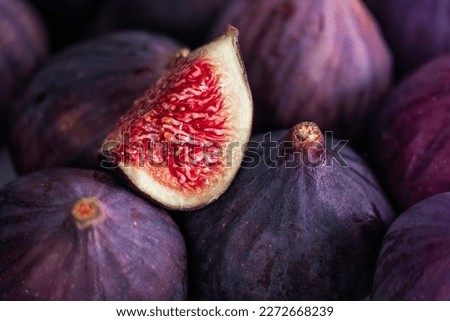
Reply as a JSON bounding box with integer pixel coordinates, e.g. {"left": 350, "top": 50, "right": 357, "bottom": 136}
{"left": 211, "top": 0, "right": 393, "bottom": 141}
{"left": 93, "top": 0, "right": 230, "bottom": 46}
{"left": 372, "top": 192, "right": 450, "bottom": 300}
{"left": 184, "top": 122, "right": 395, "bottom": 300}
{"left": 9, "top": 31, "right": 182, "bottom": 175}
{"left": 0, "top": 0, "right": 48, "bottom": 131}
{"left": 370, "top": 56, "right": 450, "bottom": 211}
{"left": 0, "top": 168, "right": 187, "bottom": 300}
{"left": 366, "top": 0, "right": 450, "bottom": 74}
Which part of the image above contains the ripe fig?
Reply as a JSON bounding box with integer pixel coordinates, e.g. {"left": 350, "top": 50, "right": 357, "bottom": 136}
{"left": 372, "top": 193, "right": 450, "bottom": 300}
{"left": 184, "top": 122, "right": 395, "bottom": 300}
{"left": 366, "top": 0, "right": 450, "bottom": 74}
{"left": 211, "top": 0, "right": 393, "bottom": 141}
{"left": 0, "top": 0, "right": 48, "bottom": 132}
{"left": 0, "top": 168, "right": 187, "bottom": 300}
{"left": 9, "top": 31, "right": 182, "bottom": 175}
{"left": 370, "top": 56, "right": 450, "bottom": 211}
{"left": 102, "top": 26, "right": 253, "bottom": 211}
{"left": 93, "top": 0, "right": 230, "bottom": 46}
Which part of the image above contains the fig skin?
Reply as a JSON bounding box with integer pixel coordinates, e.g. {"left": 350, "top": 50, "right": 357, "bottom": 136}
{"left": 184, "top": 124, "right": 395, "bottom": 300}
{"left": 371, "top": 193, "right": 450, "bottom": 300}
{"left": 211, "top": 0, "right": 393, "bottom": 141}
{"left": 9, "top": 31, "right": 182, "bottom": 175}
{"left": 0, "top": 0, "right": 48, "bottom": 132}
{"left": 366, "top": 0, "right": 450, "bottom": 75}
{"left": 0, "top": 168, "right": 187, "bottom": 300}
{"left": 370, "top": 56, "right": 450, "bottom": 212}
{"left": 93, "top": 0, "right": 231, "bottom": 46}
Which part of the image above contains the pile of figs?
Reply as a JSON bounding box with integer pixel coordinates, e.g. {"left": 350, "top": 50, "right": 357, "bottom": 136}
{"left": 0, "top": 0, "right": 448, "bottom": 301}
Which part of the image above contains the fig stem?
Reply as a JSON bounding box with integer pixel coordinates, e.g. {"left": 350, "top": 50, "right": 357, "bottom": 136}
{"left": 71, "top": 197, "right": 104, "bottom": 229}
{"left": 283, "top": 121, "right": 325, "bottom": 162}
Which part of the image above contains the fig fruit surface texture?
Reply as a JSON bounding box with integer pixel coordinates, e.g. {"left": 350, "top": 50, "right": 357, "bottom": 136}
{"left": 184, "top": 122, "right": 395, "bottom": 300}
{"left": 370, "top": 56, "right": 450, "bottom": 211}
{"left": 212, "top": 0, "right": 392, "bottom": 141}
{"left": 0, "top": 0, "right": 48, "bottom": 122}
{"left": 372, "top": 193, "right": 450, "bottom": 300}
{"left": 9, "top": 31, "right": 182, "bottom": 175}
{"left": 0, "top": 169, "right": 187, "bottom": 300}
{"left": 368, "top": 0, "right": 450, "bottom": 75}
{"left": 102, "top": 26, "right": 253, "bottom": 211}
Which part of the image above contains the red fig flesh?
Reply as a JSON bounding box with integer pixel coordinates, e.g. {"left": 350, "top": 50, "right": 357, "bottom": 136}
{"left": 102, "top": 26, "right": 253, "bottom": 210}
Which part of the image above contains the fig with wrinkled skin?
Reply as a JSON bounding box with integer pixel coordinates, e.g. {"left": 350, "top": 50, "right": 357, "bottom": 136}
{"left": 372, "top": 193, "right": 450, "bottom": 300}
{"left": 211, "top": 0, "right": 393, "bottom": 141}
{"left": 0, "top": 0, "right": 48, "bottom": 132}
{"left": 370, "top": 56, "right": 450, "bottom": 211}
{"left": 9, "top": 31, "right": 182, "bottom": 175}
{"left": 102, "top": 26, "right": 253, "bottom": 211}
{"left": 0, "top": 168, "right": 187, "bottom": 300}
{"left": 184, "top": 122, "right": 395, "bottom": 300}
{"left": 366, "top": 0, "right": 450, "bottom": 74}
{"left": 93, "top": 0, "right": 230, "bottom": 46}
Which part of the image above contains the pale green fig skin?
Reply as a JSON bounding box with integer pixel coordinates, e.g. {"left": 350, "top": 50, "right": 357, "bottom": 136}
{"left": 184, "top": 129, "right": 395, "bottom": 300}
{"left": 0, "top": 169, "right": 187, "bottom": 300}
{"left": 211, "top": 0, "right": 393, "bottom": 142}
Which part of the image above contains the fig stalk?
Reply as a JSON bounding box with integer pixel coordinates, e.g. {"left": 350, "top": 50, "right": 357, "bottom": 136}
{"left": 282, "top": 122, "right": 325, "bottom": 167}
{"left": 71, "top": 197, "right": 104, "bottom": 229}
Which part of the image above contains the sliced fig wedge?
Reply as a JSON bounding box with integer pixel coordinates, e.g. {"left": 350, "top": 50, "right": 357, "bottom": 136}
{"left": 101, "top": 26, "right": 253, "bottom": 210}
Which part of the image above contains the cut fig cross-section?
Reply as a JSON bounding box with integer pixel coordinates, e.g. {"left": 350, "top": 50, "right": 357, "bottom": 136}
{"left": 101, "top": 26, "right": 253, "bottom": 210}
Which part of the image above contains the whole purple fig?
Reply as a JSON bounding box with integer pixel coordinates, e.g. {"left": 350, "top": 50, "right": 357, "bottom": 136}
{"left": 184, "top": 122, "right": 395, "bottom": 300}
{"left": 370, "top": 56, "right": 450, "bottom": 211}
{"left": 367, "top": 0, "right": 450, "bottom": 74}
{"left": 211, "top": 0, "right": 393, "bottom": 141}
{"left": 372, "top": 193, "right": 450, "bottom": 300}
{"left": 0, "top": 168, "right": 187, "bottom": 300}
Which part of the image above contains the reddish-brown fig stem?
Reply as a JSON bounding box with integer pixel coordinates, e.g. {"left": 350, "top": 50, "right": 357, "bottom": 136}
{"left": 71, "top": 197, "right": 104, "bottom": 229}
{"left": 283, "top": 122, "right": 326, "bottom": 162}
